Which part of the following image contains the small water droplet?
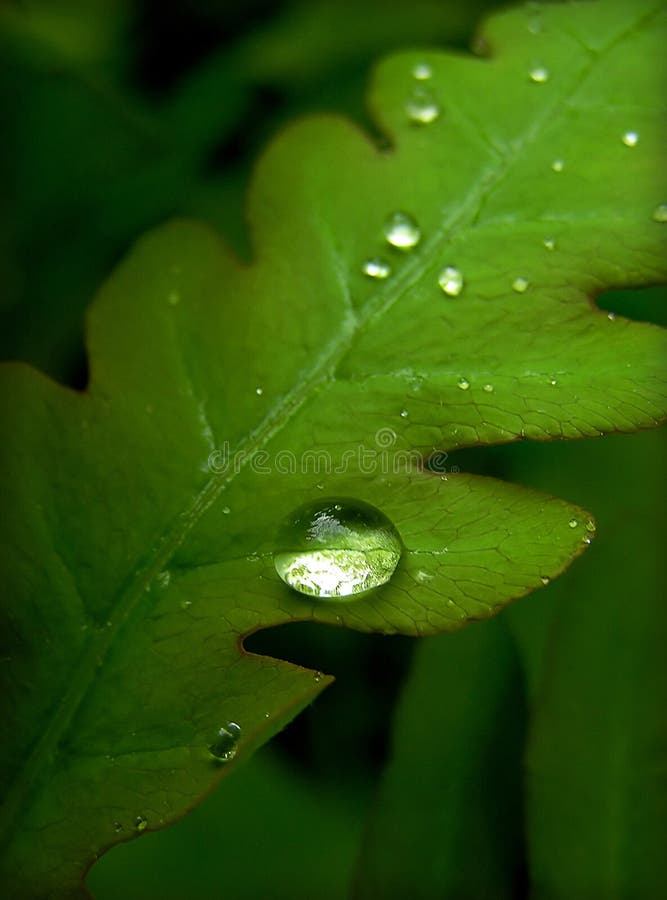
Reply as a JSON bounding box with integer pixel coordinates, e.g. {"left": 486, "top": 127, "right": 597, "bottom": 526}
{"left": 549, "top": 378, "right": 558, "bottom": 386}
{"left": 180, "top": 599, "right": 192, "bottom": 609}
{"left": 412, "top": 62, "right": 432, "bottom": 80}
{"left": 274, "top": 499, "right": 402, "bottom": 599}
{"left": 652, "top": 203, "right": 667, "bottom": 223}
{"left": 543, "top": 237, "right": 556, "bottom": 250}
{"left": 607, "top": 312, "right": 617, "bottom": 321}
{"left": 569, "top": 518, "right": 578, "bottom": 528}
{"left": 135, "top": 816, "right": 148, "bottom": 832}
{"left": 264, "top": 712, "right": 270, "bottom": 718}
{"left": 400, "top": 408, "right": 409, "bottom": 418}
{"left": 113, "top": 822, "right": 124, "bottom": 833}
{"left": 457, "top": 377, "right": 470, "bottom": 391}
{"left": 551, "top": 159, "right": 564, "bottom": 172}
{"left": 384, "top": 211, "right": 421, "bottom": 249}
{"left": 585, "top": 519, "right": 596, "bottom": 533}
{"left": 529, "top": 65, "right": 549, "bottom": 83}
{"left": 482, "top": 383, "right": 494, "bottom": 393}
{"left": 255, "top": 387, "right": 263, "bottom": 396}
{"left": 405, "top": 87, "right": 440, "bottom": 124}
{"left": 512, "top": 277, "right": 530, "bottom": 293}
{"left": 416, "top": 570, "right": 434, "bottom": 583}
{"left": 540, "top": 576, "right": 550, "bottom": 586}
{"left": 156, "top": 570, "right": 170, "bottom": 589}
{"left": 582, "top": 536, "right": 592, "bottom": 545}
{"left": 313, "top": 671, "right": 323, "bottom": 683}
{"left": 222, "top": 506, "right": 231, "bottom": 514}
{"left": 438, "top": 265, "right": 464, "bottom": 296}
{"left": 362, "top": 257, "right": 392, "bottom": 279}
{"left": 621, "top": 130, "right": 638, "bottom": 147}
{"left": 209, "top": 721, "right": 241, "bottom": 761}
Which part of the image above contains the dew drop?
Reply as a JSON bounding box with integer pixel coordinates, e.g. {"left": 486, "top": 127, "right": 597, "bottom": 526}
{"left": 362, "top": 257, "right": 391, "bottom": 279}
{"left": 156, "top": 570, "right": 171, "bottom": 589}
{"left": 540, "top": 576, "right": 550, "bottom": 586}
{"left": 255, "top": 387, "right": 264, "bottom": 396}
{"left": 384, "top": 212, "right": 421, "bottom": 249}
{"left": 222, "top": 506, "right": 231, "bottom": 515}
{"left": 543, "top": 237, "right": 556, "bottom": 250}
{"left": 412, "top": 62, "right": 433, "bottom": 80}
{"left": 405, "top": 87, "right": 440, "bottom": 124}
{"left": 209, "top": 721, "right": 241, "bottom": 761}
{"left": 113, "top": 821, "right": 123, "bottom": 833}
{"left": 551, "top": 159, "right": 564, "bottom": 172}
{"left": 400, "top": 408, "right": 409, "bottom": 418}
{"left": 457, "top": 377, "right": 470, "bottom": 391}
{"left": 313, "top": 671, "right": 323, "bottom": 683}
{"left": 582, "top": 536, "right": 592, "bottom": 545}
{"left": 621, "top": 130, "right": 638, "bottom": 147}
{"left": 512, "top": 276, "right": 530, "bottom": 293}
{"left": 652, "top": 203, "right": 667, "bottom": 223}
{"left": 549, "top": 378, "right": 558, "bottom": 386}
{"left": 438, "top": 265, "right": 464, "bottom": 297}
{"left": 416, "top": 570, "right": 434, "bottom": 583}
{"left": 273, "top": 498, "right": 402, "bottom": 599}
{"left": 529, "top": 65, "right": 549, "bottom": 83}
{"left": 482, "top": 383, "right": 494, "bottom": 393}
{"left": 135, "top": 816, "right": 148, "bottom": 832}
{"left": 568, "top": 518, "right": 578, "bottom": 528}
{"left": 585, "top": 519, "right": 596, "bottom": 533}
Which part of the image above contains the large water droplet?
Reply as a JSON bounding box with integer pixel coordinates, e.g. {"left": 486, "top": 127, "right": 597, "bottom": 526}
{"left": 209, "top": 721, "right": 241, "bottom": 761}
{"left": 384, "top": 212, "right": 421, "bottom": 249}
{"left": 621, "top": 130, "right": 639, "bottom": 147}
{"left": 457, "top": 377, "right": 470, "bottom": 391}
{"left": 529, "top": 65, "right": 549, "bottom": 83}
{"left": 568, "top": 518, "right": 578, "bottom": 529}
{"left": 438, "top": 265, "right": 463, "bottom": 296}
{"left": 652, "top": 203, "right": 667, "bottom": 223}
{"left": 412, "top": 62, "right": 433, "bottom": 80}
{"left": 135, "top": 816, "right": 148, "bottom": 832}
{"left": 551, "top": 159, "right": 564, "bottom": 172}
{"left": 362, "top": 257, "right": 392, "bottom": 279}
{"left": 482, "top": 383, "right": 494, "bottom": 393}
{"left": 274, "top": 498, "right": 402, "bottom": 599}
{"left": 512, "top": 276, "right": 530, "bottom": 293}
{"left": 405, "top": 88, "right": 440, "bottom": 124}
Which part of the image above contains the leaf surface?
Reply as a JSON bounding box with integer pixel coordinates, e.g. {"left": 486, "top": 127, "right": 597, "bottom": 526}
{"left": 1, "top": 0, "right": 666, "bottom": 895}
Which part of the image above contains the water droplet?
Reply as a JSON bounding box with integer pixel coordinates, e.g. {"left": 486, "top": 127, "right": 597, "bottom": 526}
{"left": 585, "top": 519, "right": 596, "bottom": 533}
{"left": 607, "top": 312, "right": 617, "bottom": 321}
{"left": 180, "top": 599, "right": 192, "bottom": 609}
{"left": 273, "top": 498, "right": 402, "bottom": 599}
{"left": 582, "top": 536, "right": 592, "bottom": 545}
{"left": 209, "top": 721, "right": 241, "bottom": 761}
{"left": 543, "top": 237, "right": 556, "bottom": 250}
{"left": 255, "top": 387, "right": 263, "bottom": 396}
{"left": 384, "top": 212, "right": 421, "bottom": 249}
{"left": 264, "top": 712, "right": 270, "bottom": 718}
{"left": 156, "top": 570, "right": 170, "bottom": 589}
{"left": 621, "top": 130, "right": 638, "bottom": 147}
{"left": 549, "top": 378, "right": 558, "bottom": 386}
{"left": 362, "top": 257, "right": 391, "bottom": 279}
{"left": 529, "top": 65, "right": 549, "bottom": 83}
{"left": 135, "top": 816, "right": 148, "bottom": 832}
{"left": 540, "top": 576, "right": 550, "bottom": 586}
{"left": 113, "top": 822, "right": 124, "bottom": 833}
{"left": 457, "top": 377, "right": 470, "bottom": 391}
{"left": 438, "top": 265, "right": 463, "bottom": 296}
{"left": 313, "top": 671, "right": 323, "bottom": 683}
{"left": 512, "top": 276, "right": 530, "bottom": 293}
{"left": 482, "top": 383, "right": 494, "bottom": 393}
{"left": 568, "top": 518, "right": 578, "bottom": 528}
{"left": 222, "top": 506, "right": 231, "bottom": 515}
{"left": 416, "top": 570, "right": 434, "bottom": 583}
{"left": 551, "top": 159, "right": 564, "bottom": 172}
{"left": 652, "top": 203, "right": 667, "bottom": 223}
{"left": 405, "top": 87, "right": 440, "bottom": 124}
{"left": 412, "top": 62, "right": 432, "bottom": 80}
{"left": 400, "top": 408, "right": 409, "bottom": 418}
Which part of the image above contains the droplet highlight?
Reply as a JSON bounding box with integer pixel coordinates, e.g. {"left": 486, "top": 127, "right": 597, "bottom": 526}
{"left": 543, "top": 237, "right": 556, "bottom": 250}
{"left": 551, "top": 159, "right": 564, "bottom": 172}
{"left": 621, "top": 130, "right": 638, "bottom": 147}
{"left": 274, "top": 498, "right": 402, "bottom": 599}
{"left": 412, "top": 62, "right": 432, "bottom": 80}
{"left": 512, "top": 276, "right": 530, "bottom": 293}
{"left": 384, "top": 212, "right": 421, "bottom": 249}
{"left": 209, "top": 721, "right": 241, "bottom": 761}
{"left": 135, "top": 816, "right": 148, "bottom": 832}
{"left": 457, "top": 377, "right": 470, "bottom": 391}
{"left": 652, "top": 203, "right": 667, "bottom": 223}
{"left": 438, "top": 265, "right": 464, "bottom": 297}
{"left": 568, "top": 518, "right": 578, "bottom": 529}
{"left": 482, "top": 383, "right": 494, "bottom": 393}
{"left": 405, "top": 87, "right": 440, "bottom": 124}
{"left": 362, "top": 257, "right": 392, "bottom": 280}
{"left": 529, "top": 65, "right": 549, "bottom": 83}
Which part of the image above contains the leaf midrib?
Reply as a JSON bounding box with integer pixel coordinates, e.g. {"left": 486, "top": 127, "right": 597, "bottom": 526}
{"left": 0, "top": 6, "right": 652, "bottom": 856}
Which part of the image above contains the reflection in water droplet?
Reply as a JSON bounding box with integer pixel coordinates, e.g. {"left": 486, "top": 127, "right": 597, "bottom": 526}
{"left": 529, "top": 65, "right": 549, "bottom": 83}
{"left": 400, "top": 408, "right": 409, "bottom": 418}
{"left": 135, "top": 816, "right": 148, "bottom": 832}
{"left": 362, "top": 257, "right": 392, "bottom": 280}
{"left": 222, "top": 506, "right": 231, "bottom": 514}
{"left": 209, "top": 721, "right": 241, "bottom": 761}
{"left": 274, "top": 499, "right": 402, "bottom": 599}
{"left": 482, "top": 383, "right": 494, "bottom": 393}
{"left": 652, "top": 203, "right": 667, "bottom": 223}
{"left": 457, "top": 377, "right": 470, "bottom": 391}
{"left": 543, "top": 237, "right": 556, "bottom": 250}
{"left": 549, "top": 378, "right": 558, "bottom": 386}
{"left": 313, "top": 671, "right": 323, "bottom": 683}
{"left": 113, "top": 822, "right": 124, "bottom": 833}
{"left": 540, "top": 576, "right": 550, "bottom": 585}
{"left": 384, "top": 212, "right": 421, "bottom": 249}
{"left": 412, "top": 62, "right": 432, "bottom": 80}
{"left": 406, "top": 87, "right": 440, "bottom": 124}
{"left": 255, "top": 387, "right": 264, "bottom": 396}
{"left": 585, "top": 519, "right": 596, "bottom": 533}
{"left": 438, "top": 265, "right": 463, "bottom": 296}
{"left": 551, "top": 159, "right": 564, "bottom": 172}
{"left": 512, "top": 277, "right": 530, "bottom": 293}
{"left": 621, "top": 130, "right": 638, "bottom": 147}
{"left": 569, "top": 518, "right": 578, "bottom": 528}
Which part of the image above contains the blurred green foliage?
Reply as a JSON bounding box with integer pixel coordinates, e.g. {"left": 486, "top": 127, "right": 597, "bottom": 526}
{"left": 1, "top": 2, "right": 664, "bottom": 898}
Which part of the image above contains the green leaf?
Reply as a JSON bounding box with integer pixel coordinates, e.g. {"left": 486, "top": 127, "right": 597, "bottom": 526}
{"left": 353, "top": 618, "right": 526, "bottom": 899}
{"left": 1, "top": 0, "right": 666, "bottom": 895}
